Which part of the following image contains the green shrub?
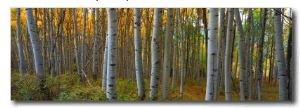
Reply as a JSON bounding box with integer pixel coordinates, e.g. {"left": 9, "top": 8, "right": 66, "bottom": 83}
{"left": 11, "top": 72, "right": 41, "bottom": 100}
{"left": 57, "top": 87, "right": 106, "bottom": 101}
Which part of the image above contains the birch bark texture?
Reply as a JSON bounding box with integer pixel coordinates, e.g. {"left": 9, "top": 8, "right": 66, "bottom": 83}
{"left": 149, "top": 8, "right": 162, "bottom": 101}
{"left": 224, "top": 8, "right": 234, "bottom": 101}
{"left": 234, "top": 8, "right": 247, "bottom": 101}
{"left": 16, "top": 8, "right": 24, "bottom": 79}
{"left": 162, "top": 8, "right": 174, "bottom": 100}
{"left": 102, "top": 37, "right": 108, "bottom": 91}
{"left": 274, "top": 8, "right": 287, "bottom": 101}
{"left": 134, "top": 8, "right": 145, "bottom": 100}
{"left": 25, "top": 8, "right": 46, "bottom": 94}
{"left": 106, "top": 8, "right": 118, "bottom": 101}
{"left": 205, "top": 8, "right": 219, "bottom": 101}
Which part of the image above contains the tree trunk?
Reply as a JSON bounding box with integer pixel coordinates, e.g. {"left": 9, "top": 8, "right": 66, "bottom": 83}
{"left": 162, "top": 8, "right": 174, "bottom": 100}
{"left": 287, "top": 26, "right": 293, "bottom": 101}
{"left": 178, "top": 8, "right": 185, "bottom": 99}
{"left": 16, "top": 8, "right": 24, "bottom": 79}
{"left": 133, "top": 8, "right": 145, "bottom": 100}
{"left": 92, "top": 8, "right": 99, "bottom": 80}
{"left": 274, "top": 8, "right": 287, "bottom": 101}
{"left": 205, "top": 8, "right": 219, "bottom": 101}
{"left": 71, "top": 8, "right": 81, "bottom": 76}
{"left": 106, "top": 8, "right": 118, "bottom": 101}
{"left": 81, "top": 8, "right": 87, "bottom": 82}
{"left": 149, "top": 8, "right": 162, "bottom": 101}
{"left": 215, "top": 8, "right": 225, "bottom": 100}
{"left": 224, "top": 8, "right": 234, "bottom": 101}
{"left": 56, "top": 8, "right": 65, "bottom": 75}
{"left": 102, "top": 37, "right": 108, "bottom": 91}
{"left": 202, "top": 8, "right": 208, "bottom": 66}
{"left": 42, "top": 8, "right": 47, "bottom": 72}
{"left": 48, "top": 9, "right": 56, "bottom": 77}
{"left": 172, "top": 8, "right": 178, "bottom": 89}
{"left": 235, "top": 8, "right": 247, "bottom": 101}
{"left": 248, "top": 8, "right": 255, "bottom": 100}
{"left": 25, "top": 8, "right": 46, "bottom": 99}
{"left": 256, "top": 8, "right": 267, "bottom": 100}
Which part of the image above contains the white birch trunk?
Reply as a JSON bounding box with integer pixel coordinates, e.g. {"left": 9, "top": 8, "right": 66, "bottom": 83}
{"left": 134, "top": 8, "right": 145, "bottom": 100}
{"left": 149, "top": 8, "right": 162, "bottom": 100}
{"left": 106, "top": 8, "right": 118, "bottom": 101}
{"left": 102, "top": 37, "right": 108, "bottom": 91}
{"left": 214, "top": 8, "right": 225, "bottom": 100}
{"left": 274, "top": 8, "right": 287, "bottom": 101}
{"left": 25, "top": 8, "right": 45, "bottom": 93}
{"left": 205, "top": 8, "right": 219, "bottom": 101}
{"left": 224, "top": 8, "right": 234, "bottom": 101}
{"left": 234, "top": 8, "right": 247, "bottom": 101}
{"left": 162, "top": 8, "right": 174, "bottom": 100}
{"left": 16, "top": 8, "right": 24, "bottom": 78}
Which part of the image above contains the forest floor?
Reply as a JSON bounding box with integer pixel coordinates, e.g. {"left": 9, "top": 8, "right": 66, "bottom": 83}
{"left": 11, "top": 70, "right": 279, "bottom": 101}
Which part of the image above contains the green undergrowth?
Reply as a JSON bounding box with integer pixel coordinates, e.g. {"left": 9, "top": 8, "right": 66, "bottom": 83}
{"left": 11, "top": 71, "right": 278, "bottom": 101}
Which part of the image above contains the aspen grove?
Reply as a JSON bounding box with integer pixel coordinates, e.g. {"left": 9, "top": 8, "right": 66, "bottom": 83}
{"left": 11, "top": 8, "right": 293, "bottom": 101}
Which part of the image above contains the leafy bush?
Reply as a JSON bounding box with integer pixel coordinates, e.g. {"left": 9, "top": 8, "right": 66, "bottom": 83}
{"left": 11, "top": 72, "right": 41, "bottom": 100}
{"left": 57, "top": 87, "right": 106, "bottom": 101}
{"left": 11, "top": 71, "right": 106, "bottom": 101}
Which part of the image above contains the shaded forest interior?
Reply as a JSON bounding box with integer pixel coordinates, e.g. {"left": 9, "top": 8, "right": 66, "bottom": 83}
{"left": 11, "top": 8, "right": 293, "bottom": 101}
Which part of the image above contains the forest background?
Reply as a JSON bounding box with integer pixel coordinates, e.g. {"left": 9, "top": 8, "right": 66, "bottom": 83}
{"left": 1, "top": 0, "right": 300, "bottom": 108}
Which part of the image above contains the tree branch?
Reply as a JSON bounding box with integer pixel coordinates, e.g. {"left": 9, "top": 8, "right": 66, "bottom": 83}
{"left": 273, "top": 8, "right": 292, "bottom": 21}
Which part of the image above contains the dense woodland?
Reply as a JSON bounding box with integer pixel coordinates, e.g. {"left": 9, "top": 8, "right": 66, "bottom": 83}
{"left": 11, "top": 8, "right": 293, "bottom": 101}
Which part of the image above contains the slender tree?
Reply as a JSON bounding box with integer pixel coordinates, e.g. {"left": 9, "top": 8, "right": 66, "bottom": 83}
{"left": 16, "top": 8, "right": 24, "bottom": 79}
{"left": 48, "top": 8, "right": 56, "bottom": 77}
{"left": 102, "top": 37, "right": 108, "bottom": 91}
{"left": 256, "top": 8, "right": 267, "bottom": 100}
{"left": 215, "top": 8, "right": 225, "bottom": 100}
{"left": 248, "top": 8, "right": 255, "bottom": 100}
{"left": 133, "top": 8, "right": 145, "bottom": 100}
{"left": 202, "top": 8, "right": 208, "bottom": 65}
{"left": 80, "top": 8, "right": 87, "bottom": 81}
{"left": 162, "top": 8, "right": 174, "bottom": 100}
{"left": 92, "top": 8, "right": 99, "bottom": 80}
{"left": 178, "top": 8, "right": 185, "bottom": 99}
{"left": 149, "top": 8, "right": 162, "bottom": 100}
{"left": 25, "top": 8, "right": 46, "bottom": 98}
{"left": 234, "top": 8, "right": 247, "bottom": 101}
{"left": 42, "top": 8, "right": 47, "bottom": 71}
{"left": 71, "top": 8, "right": 81, "bottom": 76}
{"left": 224, "top": 8, "right": 234, "bottom": 101}
{"left": 171, "top": 8, "right": 178, "bottom": 89}
{"left": 287, "top": 25, "right": 293, "bottom": 101}
{"left": 274, "top": 8, "right": 287, "bottom": 101}
{"left": 205, "top": 8, "right": 219, "bottom": 101}
{"left": 106, "top": 8, "right": 118, "bottom": 101}
{"left": 56, "top": 8, "right": 65, "bottom": 75}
